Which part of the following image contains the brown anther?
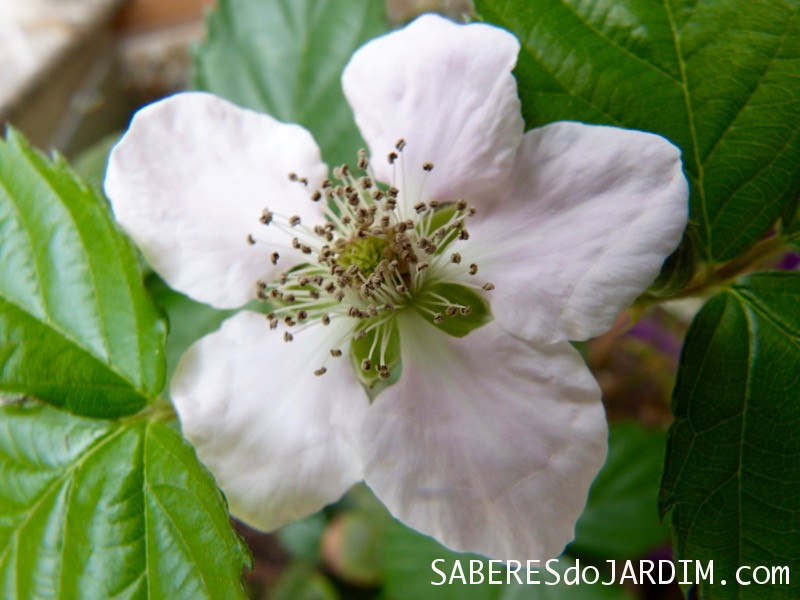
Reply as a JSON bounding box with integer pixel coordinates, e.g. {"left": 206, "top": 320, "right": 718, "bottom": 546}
{"left": 429, "top": 200, "right": 439, "bottom": 209}
{"left": 456, "top": 199, "right": 468, "bottom": 211}
{"left": 292, "top": 238, "right": 301, "bottom": 249}
{"left": 388, "top": 152, "right": 398, "bottom": 164}
{"left": 321, "top": 314, "right": 331, "bottom": 326}
{"left": 378, "top": 367, "right": 391, "bottom": 380}
{"left": 284, "top": 331, "right": 294, "bottom": 342}
{"left": 482, "top": 282, "right": 495, "bottom": 291}
{"left": 246, "top": 234, "right": 256, "bottom": 245}
{"left": 310, "top": 290, "right": 320, "bottom": 300}
{"left": 451, "top": 252, "right": 462, "bottom": 264}
{"left": 289, "top": 215, "right": 301, "bottom": 227}
{"left": 422, "top": 162, "right": 434, "bottom": 172}
{"left": 383, "top": 303, "right": 396, "bottom": 313}
{"left": 372, "top": 190, "right": 385, "bottom": 201}
{"left": 297, "top": 276, "right": 309, "bottom": 286}
{"left": 330, "top": 349, "right": 343, "bottom": 357}
{"left": 460, "top": 306, "right": 472, "bottom": 316}
{"left": 354, "top": 329, "right": 367, "bottom": 340}
{"left": 395, "top": 138, "right": 407, "bottom": 151}
{"left": 284, "top": 316, "right": 296, "bottom": 327}
{"left": 335, "top": 291, "right": 345, "bottom": 302}
{"left": 458, "top": 229, "right": 470, "bottom": 240}
{"left": 387, "top": 186, "right": 399, "bottom": 198}
{"left": 414, "top": 201, "right": 427, "bottom": 214}
{"left": 269, "top": 319, "right": 278, "bottom": 330}
{"left": 301, "top": 245, "right": 313, "bottom": 254}
{"left": 417, "top": 261, "right": 429, "bottom": 272}
{"left": 288, "top": 172, "right": 298, "bottom": 181}
{"left": 361, "top": 358, "right": 372, "bottom": 371}
{"left": 358, "top": 150, "right": 369, "bottom": 170}
{"left": 298, "top": 177, "right": 308, "bottom": 186}
{"left": 314, "top": 367, "right": 327, "bottom": 376}
{"left": 310, "top": 190, "right": 322, "bottom": 202}
{"left": 321, "top": 178, "right": 332, "bottom": 188}
{"left": 259, "top": 210, "right": 273, "bottom": 225}
{"left": 271, "top": 252, "right": 280, "bottom": 265}
{"left": 433, "top": 313, "right": 444, "bottom": 323}
{"left": 284, "top": 294, "right": 296, "bottom": 303}
{"left": 396, "top": 284, "right": 407, "bottom": 294}
{"left": 469, "top": 263, "right": 478, "bottom": 275}
{"left": 446, "top": 306, "right": 458, "bottom": 316}
{"left": 296, "top": 310, "right": 308, "bottom": 321}
{"left": 360, "top": 177, "right": 373, "bottom": 189}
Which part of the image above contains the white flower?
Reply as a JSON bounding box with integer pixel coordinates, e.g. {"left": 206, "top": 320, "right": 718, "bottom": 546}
{"left": 104, "top": 14, "right": 688, "bottom": 561}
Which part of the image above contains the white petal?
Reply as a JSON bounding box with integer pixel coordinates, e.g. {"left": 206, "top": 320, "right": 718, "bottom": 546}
{"left": 172, "top": 311, "right": 369, "bottom": 530}
{"left": 105, "top": 92, "right": 328, "bottom": 309}
{"left": 342, "top": 14, "right": 523, "bottom": 207}
{"left": 469, "top": 122, "right": 688, "bottom": 343}
{"left": 361, "top": 313, "right": 607, "bottom": 561}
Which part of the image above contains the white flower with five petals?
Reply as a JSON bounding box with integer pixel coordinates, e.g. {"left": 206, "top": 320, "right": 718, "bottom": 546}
{"left": 105, "top": 14, "right": 688, "bottom": 561}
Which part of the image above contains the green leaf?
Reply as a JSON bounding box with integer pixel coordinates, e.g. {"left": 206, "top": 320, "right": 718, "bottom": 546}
{"left": 270, "top": 563, "right": 339, "bottom": 600}
{"left": 475, "top": 0, "right": 800, "bottom": 263}
{"left": 193, "top": 0, "right": 389, "bottom": 167}
{"left": 660, "top": 272, "right": 800, "bottom": 599}
{"left": 0, "top": 402, "right": 250, "bottom": 599}
{"left": 0, "top": 129, "right": 166, "bottom": 417}
{"left": 571, "top": 423, "right": 671, "bottom": 559}
{"left": 146, "top": 275, "right": 234, "bottom": 385}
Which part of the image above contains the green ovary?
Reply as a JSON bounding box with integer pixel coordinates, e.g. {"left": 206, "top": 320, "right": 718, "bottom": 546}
{"left": 337, "top": 236, "right": 390, "bottom": 276}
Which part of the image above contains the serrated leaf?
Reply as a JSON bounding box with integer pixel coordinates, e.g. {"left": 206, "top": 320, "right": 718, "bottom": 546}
{"left": 476, "top": 0, "right": 800, "bottom": 263}
{"left": 193, "top": 0, "right": 389, "bottom": 167}
{"left": 571, "top": 423, "right": 671, "bottom": 559}
{"left": 0, "top": 402, "right": 250, "bottom": 599}
{"left": 0, "top": 129, "right": 166, "bottom": 417}
{"left": 660, "top": 272, "right": 800, "bottom": 599}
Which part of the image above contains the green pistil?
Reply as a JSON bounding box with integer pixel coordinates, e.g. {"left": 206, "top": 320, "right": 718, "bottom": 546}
{"left": 337, "top": 236, "right": 390, "bottom": 277}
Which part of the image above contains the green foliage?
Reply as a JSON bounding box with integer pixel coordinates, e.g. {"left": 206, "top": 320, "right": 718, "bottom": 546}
{"left": 475, "top": 0, "right": 800, "bottom": 264}
{"left": 0, "top": 402, "right": 250, "bottom": 599}
{"left": 193, "top": 0, "right": 389, "bottom": 167}
{"left": 572, "top": 423, "right": 671, "bottom": 559}
{"left": 0, "top": 129, "right": 166, "bottom": 417}
{"left": 146, "top": 275, "right": 234, "bottom": 384}
{"left": 660, "top": 272, "right": 800, "bottom": 599}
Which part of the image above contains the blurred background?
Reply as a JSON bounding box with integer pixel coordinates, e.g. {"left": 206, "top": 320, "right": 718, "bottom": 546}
{"left": 0, "top": 1, "right": 702, "bottom": 598}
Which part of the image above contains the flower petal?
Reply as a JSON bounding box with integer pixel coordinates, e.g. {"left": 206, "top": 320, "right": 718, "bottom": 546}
{"left": 342, "top": 14, "right": 523, "bottom": 207}
{"left": 171, "top": 311, "right": 369, "bottom": 530}
{"left": 105, "top": 92, "right": 328, "bottom": 309}
{"left": 469, "top": 122, "right": 688, "bottom": 344}
{"left": 361, "top": 313, "right": 607, "bottom": 560}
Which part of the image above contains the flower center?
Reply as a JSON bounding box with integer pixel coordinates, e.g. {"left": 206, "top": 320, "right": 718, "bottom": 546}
{"left": 248, "top": 140, "right": 494, "bottom": 385}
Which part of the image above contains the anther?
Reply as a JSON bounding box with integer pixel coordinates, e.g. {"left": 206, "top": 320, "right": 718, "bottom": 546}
{"left": 296, "top": 310, "right": 308, "bottom": 321}
{"left": 446, "top": 306, "right": 458, "bottom": 316}
{"left": 321, "top": 314, "right": 331, "bottom": 326}
{"left": 260, "top": 210, "right": 273, "bottom": 225}
{"left": 361, "top": 358, "right": 372, "bottom": 371}
{"left": 284, "top": 332, "right": 294, "bottom": 342}
{"left": 414, "top": 201, "right": 427, "bottom": 214}
{"left": 387, "top": 186, "right": 399, "bottom": 198}
{"left": 289, "top": 215, "right": 301, "bottom": 227}
{"left": 388, "top": 152, "right": 398, "bottom": 164}
{"left": 354, "top": 329, "right": 367, "bottom": 340}
{"left": 395, "top": 138, "right": 406, "bottom": 151}
{"left": 330, "top": 349, "right": 343, "bottom": 357}
{"left": 460, "top": 306, "right": 472, "bottom": 316}
{"left": 458, "top": 229, "right": 470, "bottom": 240}
{"left": 422, "top": 162, "right": 434, "bottom": 171}
{"left": 433, "top": 313, "right": 444, "bottom": 323}
{"left": 451, "top": 252, "right": 462, "bottom": 264}
{"left": 482, "top": 282, "right": 495, "bottom": 291}
{"left": 271, "top": 252, "right": 280, "bottom": 265}
{"left": 314, "top": 367, "right": 327, "bottom": 376}
{"left": 378, "top": 367, "right": 391, "bottom": 380}
{"left": 310, "top": 190, "right": 322, "bottom": 202}
{"left": 246, "top": 234, "right": 256, "bottom": 245}
{"left": 456, "top": 199, "right": 468, "bottom": 211}
{"left": 469, "top": 263, "right": 478, "bottom": 275}
{"left": 284, "top": 316, "right": 296, "bottom": 327}
{"left": 417, "top": 261, "right": 429, "bottom": 272}
{"left": 288, "top": 172, "right": 298, "bottom": 181}
{"left": 298, "top": 177, "right": 308, "bottom": 186}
